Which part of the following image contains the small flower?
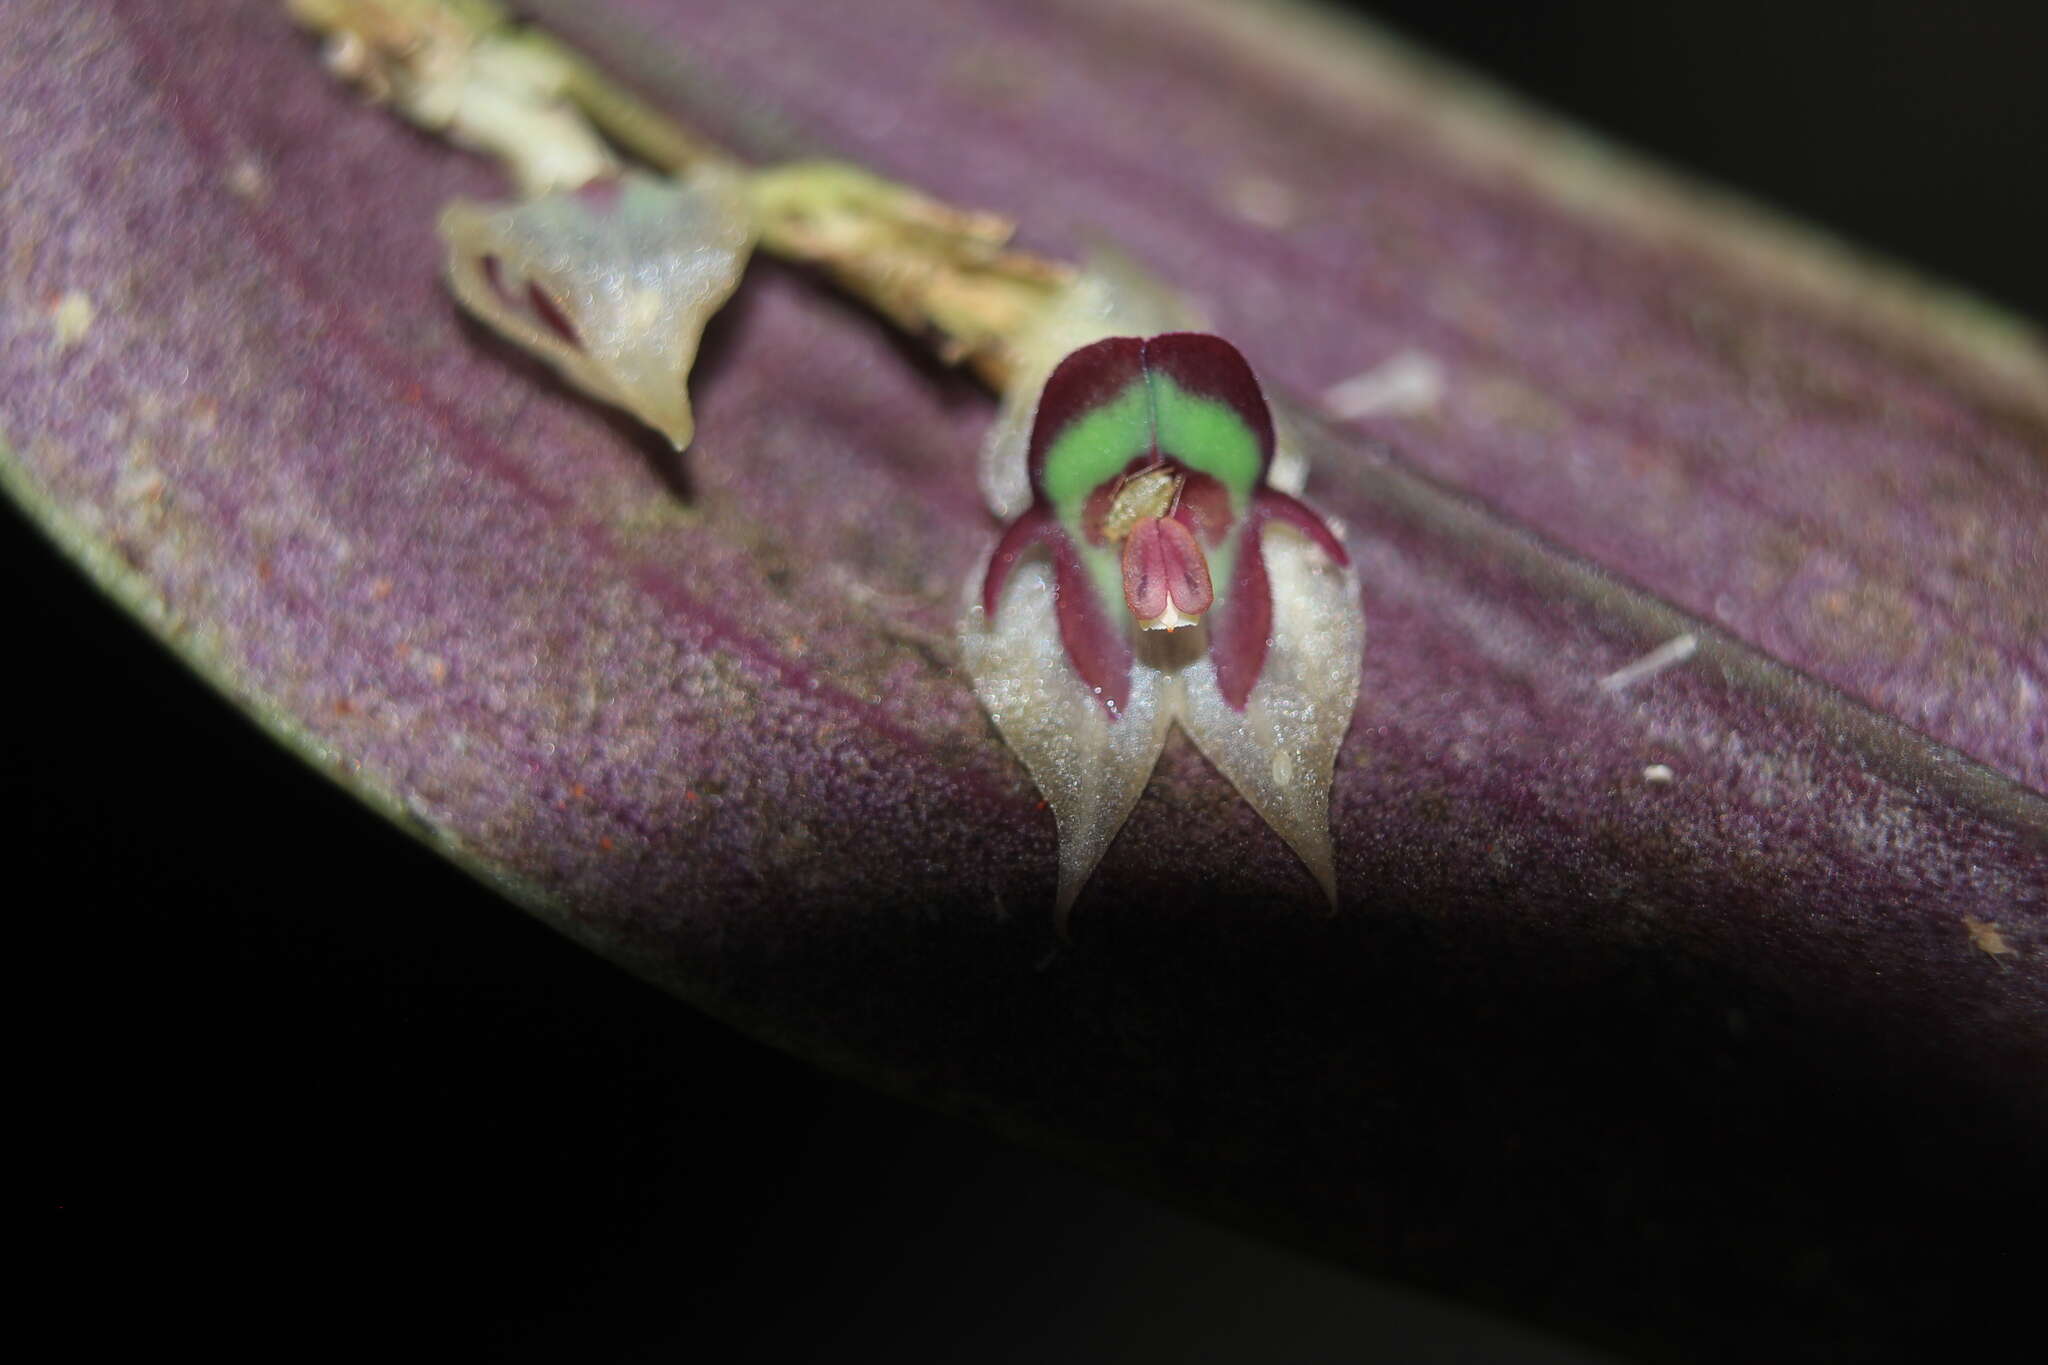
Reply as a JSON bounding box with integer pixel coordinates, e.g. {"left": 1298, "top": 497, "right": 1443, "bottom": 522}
{"left": 438, "top": 166, "right": 757, "bottom": 450}
{"left": 964, "top": 333, "right": 1364, "bottom": 928}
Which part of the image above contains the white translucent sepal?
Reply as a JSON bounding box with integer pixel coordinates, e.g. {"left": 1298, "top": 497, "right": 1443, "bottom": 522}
{"left": 960, "top": 561, "right": 1179, "bottom": 934}
{"left": 1178, "top": 520, "right": 1364, "bottom": 906}
{"left": 961, "top": 513, "right": 1363, "bottom": 927}
{"left": 438, "top": 166, "right": 758, "bottom": 450}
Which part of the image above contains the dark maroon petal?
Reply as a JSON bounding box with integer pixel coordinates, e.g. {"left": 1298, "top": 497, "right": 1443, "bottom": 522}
{"left": 474, "top": 254, "right": 583, "bottom": 346}
{"left": 479, "top": 252, "right": 517, "bottom": 305}
{"left": 1024, "top": 335, "right": 1146, "bottom": 495}
{"left": 1254, "top": 485, "right": 1349, "bottom": 565}
{"left": 980, "top": 502, "right": 1053, "bottom": 618}
{"left": 526, "top": 281, "right": 581, "bottom": 347}
{"left": 1207, "top": 531, "right": 1274, "bottom": 710}
{"left": 1051, "top": 533, "right": 1133, "bottom": 715}
{"left": 1173, "top": 470, "right": 1234, "bottom": 545}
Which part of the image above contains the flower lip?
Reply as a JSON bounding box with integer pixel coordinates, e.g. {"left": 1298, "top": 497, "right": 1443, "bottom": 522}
{"left": 1122, "top": 513, "right": 1214, "bottom": 629}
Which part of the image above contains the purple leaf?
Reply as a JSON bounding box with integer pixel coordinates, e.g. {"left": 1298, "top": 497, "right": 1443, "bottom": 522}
{"left": 5, "top": 3, "right": 2045, "bottom": 1361}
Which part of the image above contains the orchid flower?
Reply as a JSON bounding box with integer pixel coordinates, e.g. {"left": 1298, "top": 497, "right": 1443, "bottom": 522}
{"left": 963, "top": 332, "right": 1365, "bottom": 928}
{"left": 438, "top": 166, "right": 757, "bottom": 450}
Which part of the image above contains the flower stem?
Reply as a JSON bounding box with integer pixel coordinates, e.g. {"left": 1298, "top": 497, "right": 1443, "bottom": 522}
{"left": 286, "top": 0, "right": 1073, "bottom": 388}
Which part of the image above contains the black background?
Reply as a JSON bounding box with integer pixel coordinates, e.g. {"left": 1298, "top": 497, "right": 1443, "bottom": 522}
{"left": 26, "top": 3, "right": 2045, "bottom": 1360}
{"left": 1366, "top": 0, "right": 2048, "bottom": 328}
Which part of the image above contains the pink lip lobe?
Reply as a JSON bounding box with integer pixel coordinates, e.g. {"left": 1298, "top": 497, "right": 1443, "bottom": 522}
{"left": 1122, "top": 515, "right": 1214, "bottom": 624}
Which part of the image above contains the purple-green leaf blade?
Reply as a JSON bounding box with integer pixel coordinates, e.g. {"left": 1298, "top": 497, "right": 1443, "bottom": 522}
{"left": 6, "top": 3, "right": 2047, "bottom": 1362}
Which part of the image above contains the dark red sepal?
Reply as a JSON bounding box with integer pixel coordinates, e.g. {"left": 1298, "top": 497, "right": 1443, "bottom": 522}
{"left": 1174, "top": 470, "right": 1235, "bottom": 545}
{"left": 1142, "top": 332, "right": 1277, "bottom": 477}
{"left": 1025, "top": 337, "right": 1148, "bottom": 496}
